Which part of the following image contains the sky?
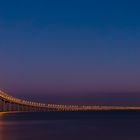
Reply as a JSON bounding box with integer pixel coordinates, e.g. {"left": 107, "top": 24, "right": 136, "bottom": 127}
{"left": 0, "top": 0, "right": 140, "bottom": 105}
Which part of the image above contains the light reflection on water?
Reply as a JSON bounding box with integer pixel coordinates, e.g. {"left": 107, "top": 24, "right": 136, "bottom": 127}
{"left": 0, "top": 116, "right": 4, "bottom": 140}
{"left": 0, "top": 111, "right": 140, "bottom": 140}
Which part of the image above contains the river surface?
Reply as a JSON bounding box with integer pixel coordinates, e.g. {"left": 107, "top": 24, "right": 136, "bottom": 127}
{"left": 0, "top": 111, "right": 140, "bottom": 140}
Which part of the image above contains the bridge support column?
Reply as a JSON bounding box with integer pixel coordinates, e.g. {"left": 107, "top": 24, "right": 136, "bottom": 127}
{"left": 2, "top": 100, "right": 6, "bottom": 112}
{"left": 8, "top": 102, "right": 12, "bottom": 111}
{"left": 0, "top": 99, "right": 3, "bottom": 112}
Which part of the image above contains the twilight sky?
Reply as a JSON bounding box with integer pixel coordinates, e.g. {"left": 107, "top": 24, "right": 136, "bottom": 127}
{"left": 0, "top": 0, "right": 140, "bottom": 105}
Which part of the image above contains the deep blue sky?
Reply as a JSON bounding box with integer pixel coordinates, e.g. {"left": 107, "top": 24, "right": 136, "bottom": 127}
{"left": 0, "top": 0, "right": 140, "bottom": 105}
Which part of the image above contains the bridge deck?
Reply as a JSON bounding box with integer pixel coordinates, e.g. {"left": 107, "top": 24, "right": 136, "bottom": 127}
{"left": 0, "top": 90, "right": 140, "bottom": 112}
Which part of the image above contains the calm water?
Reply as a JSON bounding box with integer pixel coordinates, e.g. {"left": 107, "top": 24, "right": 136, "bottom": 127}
{"left": 0, "top": 111, "right": 140, "bottom": 140}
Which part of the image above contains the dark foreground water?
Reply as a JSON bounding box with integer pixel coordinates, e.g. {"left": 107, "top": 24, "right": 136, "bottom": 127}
{"left": 0, "top": 111, "right": 140, "bottom": 140}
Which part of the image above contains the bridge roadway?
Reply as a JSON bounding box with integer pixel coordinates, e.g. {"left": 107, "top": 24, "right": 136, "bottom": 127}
{"left": 0, "top": 90, "right": 140, "bottom": 112}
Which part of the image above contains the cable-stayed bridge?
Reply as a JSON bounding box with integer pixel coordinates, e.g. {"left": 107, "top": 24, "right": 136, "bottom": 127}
{"left": 0, "top": 90, "right": 140, "bottom": 112}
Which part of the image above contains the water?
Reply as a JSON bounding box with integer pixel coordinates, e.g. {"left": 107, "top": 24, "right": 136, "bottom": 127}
{"left": 0, "top": 111, "right": 140, "bottom": 140}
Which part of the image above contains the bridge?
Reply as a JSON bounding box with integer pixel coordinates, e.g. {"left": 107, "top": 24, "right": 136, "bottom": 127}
{"left": 1, "top": 90, "right": 140, "bottom": 112}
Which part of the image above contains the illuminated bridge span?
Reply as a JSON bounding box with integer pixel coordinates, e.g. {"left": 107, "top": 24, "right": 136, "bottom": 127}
{"left": 1, "top": 90, "right": 140, "bottom": 112}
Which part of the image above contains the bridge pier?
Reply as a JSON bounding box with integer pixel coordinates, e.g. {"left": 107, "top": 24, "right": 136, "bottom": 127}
{"left": 1, "top": 100, "right": 6, "bottom": 112}
{"left": 0, "top": 99, "right": 4, "bottom": 112}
